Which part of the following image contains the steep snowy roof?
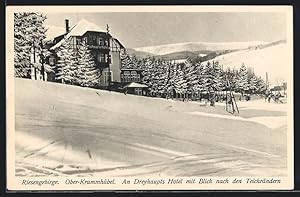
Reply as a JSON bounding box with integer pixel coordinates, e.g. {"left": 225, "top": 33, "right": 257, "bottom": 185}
{"left": 50, "top": 19, "right": 106, "bottom": 50}
{"left": 68, "top": 19, "right": 106, "bottom": 36}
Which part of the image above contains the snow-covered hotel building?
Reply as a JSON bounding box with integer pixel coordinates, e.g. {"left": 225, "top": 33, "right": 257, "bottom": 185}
{"left": 48, "top": 19, "right": 125, "bottom": 88}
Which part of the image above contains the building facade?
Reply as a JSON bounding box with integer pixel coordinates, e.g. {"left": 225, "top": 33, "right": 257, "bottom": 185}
{"left": 49, "top": 19, "right": 125, "bottom": 88}
{"left": 120, "top": 69, "right": 143, "bottom": 83}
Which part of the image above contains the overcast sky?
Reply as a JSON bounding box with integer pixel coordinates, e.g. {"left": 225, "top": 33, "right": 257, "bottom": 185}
{"left": 44, "top": 12, "right": 287, "bottom": 48}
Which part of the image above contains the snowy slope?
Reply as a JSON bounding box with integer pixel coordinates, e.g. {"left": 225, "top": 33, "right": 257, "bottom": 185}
{"left": 134, "top": 41, "right": 268, "bottom": 56}
{"left": 15, "top": 79, "right": 287, "bottom": 177}
{"left": 201, "top": 41, "right": 290, "bottom": 84}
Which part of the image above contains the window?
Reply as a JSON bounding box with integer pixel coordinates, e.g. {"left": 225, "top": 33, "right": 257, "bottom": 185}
{"left": 131, "top": 71, "right": 136, "bottom": 81}
{"left": 135, "top": 88, "right": 142, "bottom": 95}
{"left": 124, "top": 71, "right": 130, "bottom": 82}
{"left": 130, "top": 71, "right": 140, "bottom": 82}
{"left": 104, "top": 71, "right": 113, "bottom": 84}
{"left": 97, "top": 53, "right": 106, "bottom": 63}
{"left": 89, "top": 35, "right": 97, "bottom": 45}
{"left": 98, "top": 37, "right": 105, "bottom": 46}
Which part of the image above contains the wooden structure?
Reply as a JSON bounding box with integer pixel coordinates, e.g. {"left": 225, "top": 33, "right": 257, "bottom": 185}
{"left": 123, "top": 82, "right": 148, "bottom": 96}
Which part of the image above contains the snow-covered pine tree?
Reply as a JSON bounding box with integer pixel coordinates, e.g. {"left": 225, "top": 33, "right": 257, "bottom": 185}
{"left": 14, "top": 12, "right": 47, "bottom": 78}
{"left": 120, "top": 49, "right": 139, "bottom": 69}
{"left": 249, "top": 75, "right": 258, "bottom": 94}
{"left": 155, "top": 59, "right": 170, "bottom": 96}
{"left": 77, "top": 41, "right": 100, "bottom": 87}
{"left": 141, "top": 57, "right": 156, "bottom": 94}
{"left": 203, "top": 61, "right": 215, "bottom": 91}
{"left": 55, "top": 38, "right": 78, "bottom": 84}
{"left": 149, "top": 60, "right": 160, "bottom": 96}
{"left": 184, "top": 58, "right": 199, "bottom": 99}
{"left": 173, "top": 64, "right": 188, "bottom": 98}
{"left": 237, "top": 63, "right": 249, "bottom": 94}
{"left": 131, "top": 55, "right": 140, "bottom": 69}
{"left": 164, "top": 61, "right": 177, "bottom": 98}
{"left": 154, "top": 59, "right": 164, "bottom": 95}
{"left": 256, "top": 76, "right": 267, "bottom": 94}
{"left": 195, "top": 62, "right": 206, "bottom": 94}
{"left": 212, "top": 61, "right": 223, "bottom": 91}
{"left": 121, "top": 50, "right": 132, "bottom": 69}
{"left": 14, "top": 13, "right": 31, "bottom": 78}
{"left": 163, "top": 61, "right": 174, "bottom": 98}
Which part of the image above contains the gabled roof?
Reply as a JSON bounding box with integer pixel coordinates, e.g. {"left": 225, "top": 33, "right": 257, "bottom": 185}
{"left": 50, "top": 19, "right": 106, "bottom": 50}
{"left": 112, "top": 38, "right": 125, "bottom": 49}
{"left": 124, "top": 82, "right": 148, "bottom": 88}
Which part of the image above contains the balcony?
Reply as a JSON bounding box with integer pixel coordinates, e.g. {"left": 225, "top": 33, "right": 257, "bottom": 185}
{"left": 88, "top": 45, "right": 110, "bottom": 50}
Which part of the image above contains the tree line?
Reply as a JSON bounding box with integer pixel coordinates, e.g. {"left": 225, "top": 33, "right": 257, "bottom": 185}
{"left": 121, "top": 51, "right": 267, "bottom": 98}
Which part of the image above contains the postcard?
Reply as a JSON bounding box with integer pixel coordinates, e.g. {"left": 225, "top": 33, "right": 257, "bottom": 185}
{"left": 6, "top": 5, "right": 293, "bottom": 190}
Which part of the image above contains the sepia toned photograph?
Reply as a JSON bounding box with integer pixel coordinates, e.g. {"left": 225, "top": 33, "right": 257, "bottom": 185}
{"left": 6, "top": 6, "right": 293, "bottom": 190}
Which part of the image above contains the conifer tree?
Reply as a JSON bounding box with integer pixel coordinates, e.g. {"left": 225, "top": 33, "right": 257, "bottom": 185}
{"left": 120, "top": 49, "right": 140, "bottom": 69}
{"left": 256, "top": 76, "right": 267, "bottom": 94}
{"left": 77, "top": 41, "right": 100, "bottom": 87}
{"left": 163, "top": 61, "right": 175, "bottom": 97}
{"left": 212, "top": 61, "right": 223, "bottom": 91}
{"left": 203, "top": 61, "right": 215, "bottom": 91}
{"left": 55, "top": 38, "right": 78, "bottom": 84}
{"left": 174, "top": 64, "right": 188, "bottom": 96}
{"left": 249, "top": 75, "right": 258, "bottom": 94}
{"left": 196, "top": 62, "right": 206, "bottom": 93}
{"left": 237, "top": 63, "right": 249, "bottom": 94}
{"left": 14, "top": 12, "right": 47, "bottom": 78}
{"left": 156, "top": 59, "right": 170, "bottom": 95}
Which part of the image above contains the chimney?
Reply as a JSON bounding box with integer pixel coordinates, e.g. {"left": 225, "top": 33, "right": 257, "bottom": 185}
{"left": 65, "top": 19, "right": 70, "bottom": 33}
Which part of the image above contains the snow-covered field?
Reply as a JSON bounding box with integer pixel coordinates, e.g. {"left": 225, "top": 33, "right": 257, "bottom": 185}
{"left": 15, "top": 79, "right": 288, "bottom": 177}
